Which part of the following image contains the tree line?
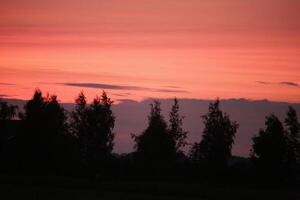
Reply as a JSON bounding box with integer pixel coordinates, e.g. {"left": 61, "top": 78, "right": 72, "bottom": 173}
{"left": 0, "top": 89, "right": 299, "bottom": 184}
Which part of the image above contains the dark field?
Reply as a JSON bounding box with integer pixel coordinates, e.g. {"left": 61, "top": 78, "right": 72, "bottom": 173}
{"left": 0, "top": 176, "right": 299, "bottom": 200}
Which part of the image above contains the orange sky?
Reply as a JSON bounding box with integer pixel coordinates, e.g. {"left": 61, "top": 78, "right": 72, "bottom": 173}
{"left": 1, "top": 0, "right": 300, "bottom": 103}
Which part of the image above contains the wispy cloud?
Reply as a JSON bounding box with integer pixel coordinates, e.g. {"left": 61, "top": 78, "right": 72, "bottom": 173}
{"left": 0, "top": 82, "right": 14, "bottom": 85}
{"left": 63, "top": 82, "right": 139, "bottom": 90}
{"left": 60, "top": 82, "right": 188, "bottom": 93}
{"left": 153, "top": 88, "right": 188, "bottom": 93}
{"left": 279, "top": 82, "right": 299, "bottom": 87}
{"left": 256, "top": 81, "right": 271, "bottom": 85}
{"left": 257, "top": 81, "right": 299, "bottom": 88}
{"left": 113, "top": 92, "right": 132, "bottom": 97}
{"left": 163, "top": 85, "right": 182, "bottom": 89}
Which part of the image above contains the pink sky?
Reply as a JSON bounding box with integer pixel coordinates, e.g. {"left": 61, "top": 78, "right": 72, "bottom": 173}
{"left": 1, "top": 0, "right": 300, "bottom": 103}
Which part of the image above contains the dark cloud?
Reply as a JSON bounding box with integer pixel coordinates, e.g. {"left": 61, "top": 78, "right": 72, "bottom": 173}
{"left": 279, "top": 82, "right": 299, "bottom": 87}
{"left": 113, "top": 98, "right": 300, "bottom": 156}
{"left": 60, "top": 82, "right": 188, "bottom": 93}
{"left": 152, "top": 88, "right": 188, "bottom": 93}
{"left": 113, "top": 93, "right": 131, "bottom": 97}
{"left": 0, "top": 83, "right": 14, "bottom": 85}
{"left": 117, "top": 99, "right": 139, "bottom": 103}
{"left": 257, "top": 81, "right": 299, "bottom": 88}
{"left": 63, "top": 82, "right": 137, "bottom": 90}
{"left": 257, "top": 81, "right": 271, "bottom": 85}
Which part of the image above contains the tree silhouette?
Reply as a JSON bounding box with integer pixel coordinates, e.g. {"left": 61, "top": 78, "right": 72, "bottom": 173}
{"left": 190, "top": 99, "right": 238, "bottom": 169}
{"left": 70, "top": 91, "right": 88, "bottom": 162}
{"left": 0, "top": 99, "right": 18, "bottom": 162}
{"left": 18, "top": 89, "right": 71, "bottom": 173}
{"left": 284, "top": 107, "right": 300, "bottom": 173}
{"left": 251, "top": 114, "right": 288, "bottom": 181}
{"left": 285, "top": 107, "right": 300, "bottom": 138}
{"left": 0, "top": 99, "right": 18, "bottom": 120}
{"left": 86, "top": 91, "right": 115, "bottom": 156}
{"left": 169, "top": 98, "right": 188, "bottom": 153}
{"left": 71, "top": 91, "right": 115, "bottom": 176}
{"left": 132, "top": 100, "right": 176, "bottom": 169}
{"left": 70, "top": 91, "right": 87, "bottom": 138}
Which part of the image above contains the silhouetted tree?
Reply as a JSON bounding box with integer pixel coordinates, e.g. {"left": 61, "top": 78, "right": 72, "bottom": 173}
{"left": 86, "top": 91, "right": 115, "bottom": 156}
{"left": 18, "top": 89, "right": 71, "bottom": 173}
{"left": 169, "top": 98, "right": 188, "bottom": 153}
{"left": 0, "top": 99, "right": 18, "bottom": 162}
{"left": 132, "top": 100, "right": 176, "bottom": 170}
{"left": 70, "top": 91, "right": 88, "bottom": 163}
{"left": 190, "top": 100, "right": 238, "bottom": 170}
{"left": 70, "top": 91, "right": 87, "bottom": 137}
{"left": 251, "top": 114, "right": 288, "bottom": 181}
{"left": 285, "top": 107, "right": 300, "bottom": 138}
{"left": 71, "top": 91, "right": 115, "bottom": 176}
{"left": 0, "top": 99, "right": 18, "bottom": 120}
{"left": 285, "top": 107, "right": 300, "bottom": 172}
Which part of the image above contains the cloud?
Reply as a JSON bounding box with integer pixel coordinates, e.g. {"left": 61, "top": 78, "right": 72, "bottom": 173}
{"left": 117, "top": 99, "right": 139, "bottom": 103}
{"left": 0, "top": 82, "right": 14, "bottom": 85}
{"left": 163, "top": 85, "right": 182, "bottom": 89}
{"left": 257, "top": 81, "right": 271, "bottom": 85}
{"left": 63, "top": 82, "right": 138, "bottom": 90}
{"left": 152, "top": 88, "right": 188, "bottom": 93}
{"left": 257, "top": 81, "right": 300, "bottom": 88}
{"left": 279, "top": 82, "right": 299, "bottom": 87}
{"left": 113, "top": 93, "right": 132, "bottom": 97}
{"left": 60, "top": 82, "right": 188, "bottom": 93}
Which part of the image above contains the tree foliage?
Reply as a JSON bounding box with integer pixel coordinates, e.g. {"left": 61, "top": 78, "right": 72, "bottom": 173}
{"left": 169, "top": 98, "right": 188, "bottom": 153}
{"left": 0, "top": 99, "right": 18, "bottom": 120}
{"left": 285, "top": 107, "right": 300, "bottom": 168}
{"left": 70, "top": 91, "right": 115, "bottom": 172}
{"left": 251, "top": 114, "right": 288, "bottom": 179}
{"left": 2, "top": 88, "right": 300, "bottom": 184}
{"left": 20, "top": 90, "right": 68, "bottom": 135}
{"left": 190, "top": 99, "right": 238, "bottom": 168}
{"left": 18, "top": 89, "right": 70, "bottom": 172}
{"left": 70, "top": 91, "right": 88, "bottom": 141}
{"left": 133, "top": 100, "right": 176, "bottom": 164}
{"left": 251, "top": 109, "right": 300, "bottom": 181}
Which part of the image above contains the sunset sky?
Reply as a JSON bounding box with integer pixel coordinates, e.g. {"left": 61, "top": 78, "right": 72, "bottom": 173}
{"left": 1, "top": 0, "right": 300, "bottom": 103}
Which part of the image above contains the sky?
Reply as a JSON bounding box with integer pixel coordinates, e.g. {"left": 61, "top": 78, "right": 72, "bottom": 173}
{"left": 1, "top": 0, "right": 300, "bottom": 103}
